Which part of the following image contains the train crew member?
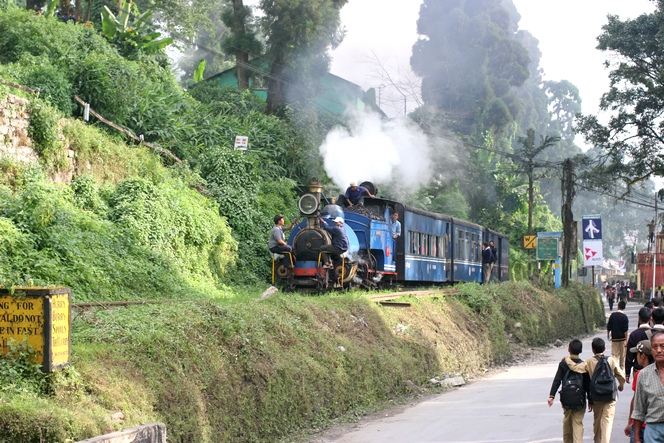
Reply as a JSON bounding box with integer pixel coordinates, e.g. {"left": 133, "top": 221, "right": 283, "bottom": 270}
{"left": 488, "top": 240, "right": 497, "bottom": 277}
{"left": 269, "top": 215, "right": 297, "bottom": 268}
{"left": 390, "top": 212, "right": 401, "bottom": 239}
{"left": 344, "top": 182, "right": 375, "bottom": 207}
{"left": 631, "top": 332, "right": 664, "bottom": 443}
{"left": 482, "top": 242, "right": 493, "bottom": 284}
{"left": 319, "top": 216, "right": 349, "bottom": 268}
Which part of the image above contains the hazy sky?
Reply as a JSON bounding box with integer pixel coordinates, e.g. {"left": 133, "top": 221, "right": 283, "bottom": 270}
{"left": 328, "top": 0, "right": 656, "bottom": 119}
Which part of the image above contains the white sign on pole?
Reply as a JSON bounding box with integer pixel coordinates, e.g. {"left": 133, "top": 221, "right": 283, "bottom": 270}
{"left": 234, "top": 136, "right": 248, "bottom": 150}
{"left": 583, "top": 241, "right": 603, "bottom": 266}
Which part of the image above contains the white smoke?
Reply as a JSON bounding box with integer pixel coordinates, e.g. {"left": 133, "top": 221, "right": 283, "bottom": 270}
{"left": 319, "top": 111, "right": 433, "bottom": 195}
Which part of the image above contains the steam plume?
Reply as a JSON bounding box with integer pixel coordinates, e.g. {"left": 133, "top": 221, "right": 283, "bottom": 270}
{"left": 319, "top": 111, "right": 433, "bottom": 196}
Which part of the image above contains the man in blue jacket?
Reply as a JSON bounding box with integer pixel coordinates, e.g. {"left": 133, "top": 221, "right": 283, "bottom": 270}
{"left": 319, "top": 217, "right": 349, "bottom": 268}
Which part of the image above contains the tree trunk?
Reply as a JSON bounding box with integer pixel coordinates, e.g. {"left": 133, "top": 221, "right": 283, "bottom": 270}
{"left": 75, "top": 0, "right": 81, "bottom": 21}
{"left": 266, "top": 62, "right": 285, "bottom": 114}
{"left": 232, "top": 0, "right": 250, "bottom": 89}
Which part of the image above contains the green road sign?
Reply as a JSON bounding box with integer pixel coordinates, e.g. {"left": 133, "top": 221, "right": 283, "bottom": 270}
{"left": 537, "top": 237, "right": 559, "bottom": 261}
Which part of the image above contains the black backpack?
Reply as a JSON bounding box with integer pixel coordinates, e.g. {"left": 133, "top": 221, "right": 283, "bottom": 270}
{"left": 559, "top": 367, "right": 586, "bottom": 410}
{"left": 589, "top": 356, "right": 617, "bottom": 402}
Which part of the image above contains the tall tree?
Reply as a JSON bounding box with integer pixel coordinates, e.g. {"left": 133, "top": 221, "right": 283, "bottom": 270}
{"left": 259, "top": 0, "right": 348, "bottom": 114}
{"left": 576, "top": 4, "right": 664, "bottom": 185}
{"left": 410, "top": 0, "right": 530, "bottom": 134}
{"left": 221, "top": 0, "right": 262, "bottom": 89}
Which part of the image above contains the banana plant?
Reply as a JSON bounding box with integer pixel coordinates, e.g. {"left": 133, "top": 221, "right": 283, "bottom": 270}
{"left": 100, "top": 0, "right": 173, "bottom": 55}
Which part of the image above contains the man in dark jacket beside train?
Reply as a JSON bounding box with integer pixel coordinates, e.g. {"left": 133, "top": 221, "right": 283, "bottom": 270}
{"left": 482, "top": 242, "right": 493, "bottom": 284}
{"left": 319, "top": 216, "right": 349, "bottom": 268}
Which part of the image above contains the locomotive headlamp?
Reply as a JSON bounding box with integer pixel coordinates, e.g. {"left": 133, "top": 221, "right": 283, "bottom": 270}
{"left": 298, "top": 194, "right": 319, "bottom": 215}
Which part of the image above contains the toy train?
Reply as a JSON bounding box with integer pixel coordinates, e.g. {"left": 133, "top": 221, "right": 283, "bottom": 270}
{"left": 273, "top": 179, "right": 509, "bottom": 291}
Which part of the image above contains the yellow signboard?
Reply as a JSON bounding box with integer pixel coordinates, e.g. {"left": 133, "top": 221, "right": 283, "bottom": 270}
{"left": 0, "top": 288, "right": 71, "bottom": 371}
{"left": 523, "top": 235, "right": 537, "bottom": 250}
{"left": 50, "top": 293, "right": 70, "bottom": 367}
{"left": 0, "top": 296, "right": 45, "bottom": 361}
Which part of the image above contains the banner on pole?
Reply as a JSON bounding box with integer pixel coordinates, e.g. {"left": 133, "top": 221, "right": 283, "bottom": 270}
{"left": 583, "top": 241, "right": 603, "bottom": 266}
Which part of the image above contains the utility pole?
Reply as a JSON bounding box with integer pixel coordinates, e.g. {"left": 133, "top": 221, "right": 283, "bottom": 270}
{"left": 526, "top": 130, "right": 535, "bottom": 278}
{"left": 652, "top": 194, "right": 658, "bottom": 300}
{"left": 561, "top": 158, "right": 576, "bottom": 287}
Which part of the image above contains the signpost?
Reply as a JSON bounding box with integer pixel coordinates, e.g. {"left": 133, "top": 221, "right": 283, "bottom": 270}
{"left": 537, "top": 237, "right": 559, "bottom": 261}
{"left": 234, "top": 136, "right": 249, "bottom": 151}
{"left": 537, "top": 232, "right": 562, "bottom": 289}
{"left": 522, "top": 235, "right": 537, "bottom": 250}
{"left": 582, "top": 215, "right": 603, "bottom": 287}
{"left": 0, "top": 287, "right": 71, "bottom": 372}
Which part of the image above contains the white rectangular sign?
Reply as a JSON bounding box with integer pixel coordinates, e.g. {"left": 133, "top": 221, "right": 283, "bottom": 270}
{"left": 583, "top": 240, "right": 603, "bottom": 266}
{"left": 234, "top": 136, "right": 248, "bottom": 150}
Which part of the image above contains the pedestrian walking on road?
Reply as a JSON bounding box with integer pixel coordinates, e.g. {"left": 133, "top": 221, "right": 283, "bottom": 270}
{"left": 631, "top": 331, "right": 664, "bottom": 443}
{"left": 607, "top": 301, "right": 629, "bottom": 372}
{"left": 565, "top": 338, "right": 626, "bottom": 443}
{"left": 548, "top": 339, "right": 591, "bottom": 443}
{"left": 626, "top": 308, "right": 653, "bottom": 383}
{"left": 624, "top": 339, "right": 654, "bottom": 443}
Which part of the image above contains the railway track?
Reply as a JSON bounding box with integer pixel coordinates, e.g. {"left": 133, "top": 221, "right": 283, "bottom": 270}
{"left": 370, "top": 288, "right": 460, "bottom": 307}
{"left": 70, "top": 288, "right": 460, "bottom": 310}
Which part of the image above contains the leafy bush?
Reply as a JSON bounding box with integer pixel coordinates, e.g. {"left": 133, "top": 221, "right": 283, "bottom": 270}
{"left": 0, "top": 162, "right": 236, "bottom": 301}
{"left": 27, "top": 100, "right": 65, "bottom": 169}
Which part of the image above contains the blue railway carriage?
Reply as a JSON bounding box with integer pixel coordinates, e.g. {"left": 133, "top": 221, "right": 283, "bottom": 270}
{"left": 396, "top": 206, "right": 484, "bottom": 283}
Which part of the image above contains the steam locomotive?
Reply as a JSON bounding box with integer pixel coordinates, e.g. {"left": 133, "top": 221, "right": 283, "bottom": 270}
{"left": 273, "top": 179, "right": 509, "bottom": 292}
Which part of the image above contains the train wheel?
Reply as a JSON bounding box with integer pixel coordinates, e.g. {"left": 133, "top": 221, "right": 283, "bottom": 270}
{"left": 276, "top": 265, "right": 289, "bottom": 278}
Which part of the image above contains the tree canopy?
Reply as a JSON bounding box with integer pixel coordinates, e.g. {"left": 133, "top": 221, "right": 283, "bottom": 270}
{"left": 410, "top": 0, "right": 530, "bottom": 134}
{"left": 259, "top": 0, "right": 348, "bottom": 113}
{"left": 576, "top": 3, "right": 664, "bottom": 185}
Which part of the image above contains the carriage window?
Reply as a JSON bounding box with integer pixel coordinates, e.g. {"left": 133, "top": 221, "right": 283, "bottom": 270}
{"left": 410, "top": 231, "right": 420, "bottom": 255}
{"left": 455, "top": 229, "right": 462, "bottom": 260}
{"left": 471, "top": 233, "right": 476, "bottom": 261}
{"left": 431, "top": 236, "right": 437, "bottom": 257}
{"left": 421, "top": 233, "right": 429, "bottom": 255}
{"left": 464, "top": 231, "right": 469, "bottom": 261}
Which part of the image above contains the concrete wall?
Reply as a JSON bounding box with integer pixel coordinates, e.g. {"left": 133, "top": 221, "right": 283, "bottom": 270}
{"left": 0, "top": 94, "right": 38, "bottom": 163}
{"left": 75, "top": 423, "right": 167, "bottom": 443}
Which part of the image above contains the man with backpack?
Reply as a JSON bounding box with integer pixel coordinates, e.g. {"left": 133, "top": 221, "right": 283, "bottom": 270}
{"left": 565, "top": 337, "right": 626, "bottom": 443}
{"left": 548, "top": 339, "right": 592, "bottom": 443}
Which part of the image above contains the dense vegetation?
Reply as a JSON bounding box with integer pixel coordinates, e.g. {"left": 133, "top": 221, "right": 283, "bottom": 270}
{"left": 0, "top": 282, "right": 603, "bottom": 442}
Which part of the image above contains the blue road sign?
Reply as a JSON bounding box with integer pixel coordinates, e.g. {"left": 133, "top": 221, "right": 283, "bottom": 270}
{"left": 582, "top": 216, "right": 602, "bottom": 240}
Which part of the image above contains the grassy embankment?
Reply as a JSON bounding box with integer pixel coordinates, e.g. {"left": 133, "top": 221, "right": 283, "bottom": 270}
{"left": 0, "top": 281, "right": 604, "bottom": 443}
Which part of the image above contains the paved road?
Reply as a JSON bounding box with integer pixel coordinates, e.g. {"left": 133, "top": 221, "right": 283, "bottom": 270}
{"left": 319, "top": 294, "right": 644, "bottom": 443}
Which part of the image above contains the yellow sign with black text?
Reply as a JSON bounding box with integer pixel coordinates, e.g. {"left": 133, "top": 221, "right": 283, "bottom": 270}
{"left": 523, "top": 235, "right": 537, "bottom": 250}
{"left": 0, "top": 288, "right": 71, "bottom": 372}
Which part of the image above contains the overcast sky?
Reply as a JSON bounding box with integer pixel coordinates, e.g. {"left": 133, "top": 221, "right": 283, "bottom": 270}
{"left": 328, "top": 0, "right": 656, "bottom": 120}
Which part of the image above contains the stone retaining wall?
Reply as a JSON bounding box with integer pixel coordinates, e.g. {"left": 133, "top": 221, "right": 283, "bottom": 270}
{"left": 75, "top": 423, "right": 167, "bottom": 443}
{"left": 0, "top": 94, "right": 38, "bottom": 163}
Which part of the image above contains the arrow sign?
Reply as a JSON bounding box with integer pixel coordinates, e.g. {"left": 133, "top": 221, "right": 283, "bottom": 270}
{"left": 582, "top": 215, "right": 602, "bottom": 240}
{"left": 583, "top": 241, "right": 603, "bottom": 266}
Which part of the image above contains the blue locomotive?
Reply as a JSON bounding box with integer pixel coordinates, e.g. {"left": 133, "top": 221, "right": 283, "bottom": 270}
{"left": 273, "top": 179, "right": 509, "bottom": 291}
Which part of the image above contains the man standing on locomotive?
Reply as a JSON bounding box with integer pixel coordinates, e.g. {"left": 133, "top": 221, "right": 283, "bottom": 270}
{"left": 344, "top": 182, "right": 375, "bottom": 207}
{"left": 319, "top": 216, "right": 349, "bottom": 268}
{"left": 390, "top": 211, "right": 401, "bottom": 263}
{"left": 269, "top": 215, "right": 297, "bottom": 268}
